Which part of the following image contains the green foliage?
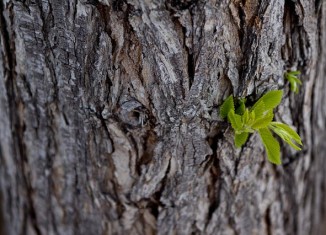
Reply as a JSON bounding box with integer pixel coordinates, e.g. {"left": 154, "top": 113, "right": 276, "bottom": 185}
{"left": 284, "top": 71, "right": 302, "bottom": 93}
{"left": 258, "top": 128, "right": 281, "bottom": 165}
{"left": 235, "top": 132, "right": 249, "bottom": 148}
{"left": 269, "top": 122, "right": 303, "bottom": 150}
{"left": 235, "top": 98, "right": 246, "bottom": 115}
{"left": 251, "top": 90, "right": 283, "bottom": 111}
{"left": 220, "top": 95, "right": 234, "bottom": 119}
{"left": 220, "top": 90, "right": 303, "bottom": 165}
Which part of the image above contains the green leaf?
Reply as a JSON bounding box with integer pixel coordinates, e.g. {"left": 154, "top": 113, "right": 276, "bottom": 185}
{"left": 247, "top": 110, "right": 256, "bottom": 126}
{"left": 220, "top": 95, "right": 234, "bottom": 119}
{"left": 242, "top": 109, "right": 250, "bottom": 125}
{"left": 234, "top": 132, "right": 249, "bottom": 148}
{"left": 269, "top": 122, "right": 302, "bottom": 150}
{"left": 252, "top": 111, "right": 274, "bottom": 130}
{"left": 293, "top": 76, "right": 302, "bottom": 85}
{"left": 236, "top": 98, "right": 246, "bottom": 115}
{"left": 285, "top": 71, "right": 302, "bottom": 94}
{"left": 287, "top": 75, "right": 302, "bottom": 85}
{"left": 228, "top": 110, "right": 242, "bottom": 131}
{"left": 288, "top": 76, "right": 302, "bottom": 93}
{"left": 287, "top": 70, "right": 301, "bottom": 76}
{"left": 269, "top": 122, "right": 302, "bottom": 144}
{"left": 252, "top": 101, "right": 266, "bottom": 120}
{"left": 289, "top": 80, "right": 299, "bottom": 93}
{"left": 251, "top": 90, "right": 283, "bottom": 111}
{"left": 258, "top": 128, "right": 281, "bottom": 165}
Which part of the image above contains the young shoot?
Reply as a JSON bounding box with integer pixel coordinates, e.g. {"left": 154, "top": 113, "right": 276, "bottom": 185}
{"left": 284, "top": 71, "right": 302, "bottom": 94}
{"left": 220, "top": 90, "right": 303, "bottom": 165}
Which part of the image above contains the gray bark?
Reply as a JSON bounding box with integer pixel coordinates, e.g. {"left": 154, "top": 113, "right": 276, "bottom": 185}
{"left": 1, "top": 0, "right": 326, "bottom": 234}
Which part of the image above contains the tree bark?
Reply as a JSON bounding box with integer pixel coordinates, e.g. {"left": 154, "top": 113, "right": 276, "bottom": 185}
{"left": 1, "top": 0, "right": 326, "bottom": 234}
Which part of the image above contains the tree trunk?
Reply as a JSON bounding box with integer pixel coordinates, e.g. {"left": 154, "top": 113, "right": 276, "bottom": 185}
{"left": 1, "top": 0, "right": 326, "bottom": 234}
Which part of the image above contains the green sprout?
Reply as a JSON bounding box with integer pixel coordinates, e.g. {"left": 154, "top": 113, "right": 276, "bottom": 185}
{"left": 284, "top": 71, "right": 302, "bottom": 93}
{"left": 220, "top": 90, "right": 303, "bottom": 165}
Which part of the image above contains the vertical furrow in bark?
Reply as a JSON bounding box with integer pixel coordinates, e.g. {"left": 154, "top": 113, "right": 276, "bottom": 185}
{"left": 311, "top": 2, "right": 326, "bottom": 234}
{"left": 0, "top": 1, "right": 29, "bottom": 235}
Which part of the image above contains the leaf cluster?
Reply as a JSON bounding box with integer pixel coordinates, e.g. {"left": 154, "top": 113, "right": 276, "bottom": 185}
{"left": 220, "top": 90, "right": 303, "bottom": 165}
{"left": 284, "top": 71, "right": 302, "bottom": 93}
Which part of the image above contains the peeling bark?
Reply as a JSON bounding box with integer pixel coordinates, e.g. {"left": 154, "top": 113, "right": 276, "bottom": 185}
{"left": 0, "top": 0, "right": 326, "bottom": 234}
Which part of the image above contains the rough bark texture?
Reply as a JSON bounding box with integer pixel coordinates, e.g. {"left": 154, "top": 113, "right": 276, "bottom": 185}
{"left": 1, "top": 0, "right": 326, "bottom": 234}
